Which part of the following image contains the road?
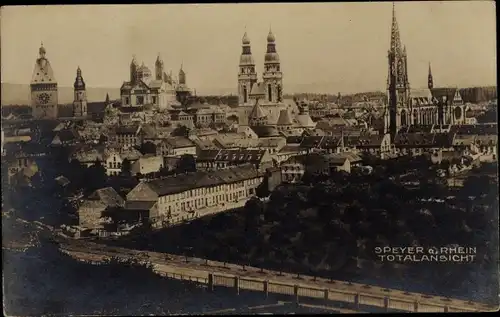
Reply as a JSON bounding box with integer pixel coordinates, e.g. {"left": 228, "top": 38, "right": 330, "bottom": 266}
{"left": 59, "top": 239, "right": 495, "bottom": 312}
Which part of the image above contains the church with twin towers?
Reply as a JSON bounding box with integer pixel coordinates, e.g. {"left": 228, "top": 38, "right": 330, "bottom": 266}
{"left": 238, "top": 28, "right": 283, "bottom": 106}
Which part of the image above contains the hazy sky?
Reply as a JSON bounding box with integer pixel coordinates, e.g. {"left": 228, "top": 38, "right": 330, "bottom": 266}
{"left": 1, "top": 2, "right": 496, "bottom": 94}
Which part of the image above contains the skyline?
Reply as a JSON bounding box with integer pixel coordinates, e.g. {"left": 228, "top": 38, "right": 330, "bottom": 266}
{"left": 1, "top": 2, "right": 497, "bottom": 95}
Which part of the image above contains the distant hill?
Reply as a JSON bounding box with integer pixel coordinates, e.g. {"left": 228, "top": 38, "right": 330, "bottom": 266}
{"left": 1, "top": 83, "right": 120, "bottom": 106}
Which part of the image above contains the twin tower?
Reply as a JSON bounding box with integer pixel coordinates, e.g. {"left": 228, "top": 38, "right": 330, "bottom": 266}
{"left": 238, "top": 29, "right": 283, "bottom": 105}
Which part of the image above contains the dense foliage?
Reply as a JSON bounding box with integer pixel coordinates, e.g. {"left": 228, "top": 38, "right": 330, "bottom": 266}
{"left": 116, "top": 161, "right": 498, "bottom": 302}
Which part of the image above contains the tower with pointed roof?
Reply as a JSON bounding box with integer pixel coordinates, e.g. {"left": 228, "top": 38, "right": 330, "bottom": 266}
{"left": 248, "top": 99, "right": 268, "bottom": 127}
{"left": 385, "top": 3, "right": 410, "bottom": 140}
{"left": 130, "top": 55, "right": 139, "bottom": 83}
{"left": 155, "top": 54, "right": 164, "bottom": 80}
{"left": 262, "top": 28, "right": 283, "bottom": 103}
{"left": 179, "top": 64, "right": 186, "bottom": 85}
{"left": 31, "top": 42, "right": 58, "bottom": 119}
{"left": 428, "top": 62, "right": 433, "bottom": 90}
{"left": 238, "top": 31, "right": 258, "bottom": 105}
{"left": 72, "top": 66, "right": 87, "bottom": 117}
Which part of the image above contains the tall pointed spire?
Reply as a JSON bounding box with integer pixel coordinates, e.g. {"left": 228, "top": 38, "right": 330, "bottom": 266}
{"left": 390, "top": 2, "right": 402, "bottom": 55}
{"left": 428, "top": 62, "right": 434, "bottom": 89}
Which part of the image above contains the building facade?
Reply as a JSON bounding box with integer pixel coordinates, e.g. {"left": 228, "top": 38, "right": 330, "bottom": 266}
{"left": 383, "top": 5, "right": 468, "bottom": 140}
{"left": 126, "top": 165, "right": 264, "bottom": 224}
{"left": 72, "top": 67, "right": 87, "bottom": 117}
{"left": 31, "top": 43, "right": 58, "bottom": 119}
{"left": 120, "top": 55, "right": 178, "bottom": 109}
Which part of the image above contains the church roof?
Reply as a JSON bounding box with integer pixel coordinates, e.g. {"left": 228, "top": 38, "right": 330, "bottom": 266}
{"left": 295, "top": 114, "right": 316, "bottom": 128}
{"left": 149, "top": 80, "right": 164, "bottom": 89}
{"left": 249, "top": 100, "right": 266, "bottom": 119}
{"left": 31, "top": 57, "right": 56, "bottom": 84}
{"left": 277, "top": 109, "right": 293, "bottom": 125}
{"left": 431, "top": 87, "right": 460, "bottom": 102}
{"left": 249, "top": 82, "right": 266, "bottom": 97}
{"left": 250, "top": 125, "right": 280, "bottom": 138}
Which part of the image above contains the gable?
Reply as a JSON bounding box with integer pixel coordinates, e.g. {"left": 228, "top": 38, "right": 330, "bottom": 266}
{"left": 131, "top": 80, "right": 150, "bottom": 92}
{"left": 31, "top": 58, "right": 56, "bottom": 84}
{"left": 126, "top": 182, "right": 159, "bottom": 201}
{"left": 453, "top": 90, "right": 462, "bottom": 102}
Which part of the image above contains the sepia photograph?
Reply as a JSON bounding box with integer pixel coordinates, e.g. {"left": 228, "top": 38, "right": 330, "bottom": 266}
{"left": 1, "top": 2, "right": 498, "bottom": 315}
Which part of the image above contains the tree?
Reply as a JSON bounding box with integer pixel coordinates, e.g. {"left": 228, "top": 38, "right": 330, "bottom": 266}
{"left": 121, "top": 159, "right": 132, "bottom": 177}
{"left": 255, "top": 180, "right": 270, "bottom": 198}
{"left": 171, "top": 125, "right": 190, "bottom": 137}
{"left": 176, "top": 154, "right": 196, "bottom": 173}
{"left": 85, "top": 160, "right": 108, "bottom": 194}
{"left": 140, "top": 142, "right": 157, "bottom": 155}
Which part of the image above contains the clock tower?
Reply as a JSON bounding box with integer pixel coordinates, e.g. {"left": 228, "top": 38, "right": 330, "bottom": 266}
{"left": 72, "top": 66, "right": 87, "bottom": 117}
{"left": 31, "top": 43, "right": 58, "bottom": 119}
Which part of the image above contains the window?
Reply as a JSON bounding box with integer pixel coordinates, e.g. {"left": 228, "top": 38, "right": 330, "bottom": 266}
{"left": 152, "top": 96, "right": 157, "bottom": 104}
{"left": 268, "top": 84, "right": 272, "bottom": 101}
{"left": 125, "top": 97, "right": 130, "bottom": 105}
{"left": 136, "top": 96, "right": 144, "bottom": 105}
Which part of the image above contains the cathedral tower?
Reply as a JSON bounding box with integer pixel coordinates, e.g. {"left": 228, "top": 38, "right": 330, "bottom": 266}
{"left": 72, "top": 66, "right": 87, "bottom": 117}
{"left": 428, "top": 62, "right": 434, "bottom": 90}
{"left": 179, "top": 64, "right": 186, "bottom": 85}
{"left": 385, "top": 4, "right": 410, "bottom": 139}
{"left": 30, "top": 43, "right": 58, "bottom": 119}
{"left": 262, "top": 28, "right": 283, "bottom": 103}
{"left": 238, "top": 31, "right": 258, "bottom": 105}
{"left": 130, "top": 55, "right": 138, "bottom": 83}
{"left": 155, "top": 54, "right": 164, "bottom": 80}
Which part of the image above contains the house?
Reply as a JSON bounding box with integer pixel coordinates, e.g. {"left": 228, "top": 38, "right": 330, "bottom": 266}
{"left": 275, "top": 144, "right": 307, "bottom": 164}
{"left": 126, "top": 164, "right": 264, "bottom": 225}
{"left": 196, "top": 149, "right": 273, "bottom": 172}
{"left": 280, "top": 153, "right": 330, "bottom": 183}
{"left": 113, "top": 201, "right": 160, "bottom": 227}
{"left": 113, "top": 124, "right": 143, "bottom": 148}
{"left": 77, "top": 187, "right": 125, "bottom": 229}
{"left": 327, "top": 155, "right": 352, "bottom": 173}
{"left": 69, "top": 146, "right": 105, "bottom": 167}
{"left": 344, "top": 133, "right": 392, "bottom": 159}
{"left": 326, "top": 152, "right": 363, "bottom": 174}
{"left": 131, "top": 155, "right": 164, "bottom": 176}
{"left": 190, "top": 137, "right": 220, "bottom": 157}
{"left": 156, "top": 136, "right": 196, "bottom": 157}
{"left": 51, "top": 128, "right": 81, "bottom": 146}
{"left": 104, "top": 146, "right": 143, "bottom": 176}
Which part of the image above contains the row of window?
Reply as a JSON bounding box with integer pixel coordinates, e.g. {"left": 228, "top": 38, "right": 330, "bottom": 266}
{"left": 161, "top": 189, "right": 255, "bottom": 213}
{"left": 157, "top": 178, "right": 261, "bottom": 203}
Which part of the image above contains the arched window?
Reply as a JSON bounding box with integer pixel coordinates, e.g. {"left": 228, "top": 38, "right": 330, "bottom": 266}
{"left": 401, "top": 110, "right": 407, "bottom": 126}
{"left": 268, "top": 84, "right": 273, "bottom": 102}
{"left": 243, "top": 85, "right": 248, "bottom": 103}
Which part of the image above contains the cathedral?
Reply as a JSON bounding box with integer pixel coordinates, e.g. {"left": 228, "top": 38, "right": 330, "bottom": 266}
{"left": 31, "top": 43, "right": 58, "bottom": 119}
{"left": 384, "top": 4, "right": 467, "bottom": 140}
{"left": 237, "top": 29, "right": 315, "bottom": 136}
{"left": 120, "top": 55, "right": 181, "bottom": 110}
